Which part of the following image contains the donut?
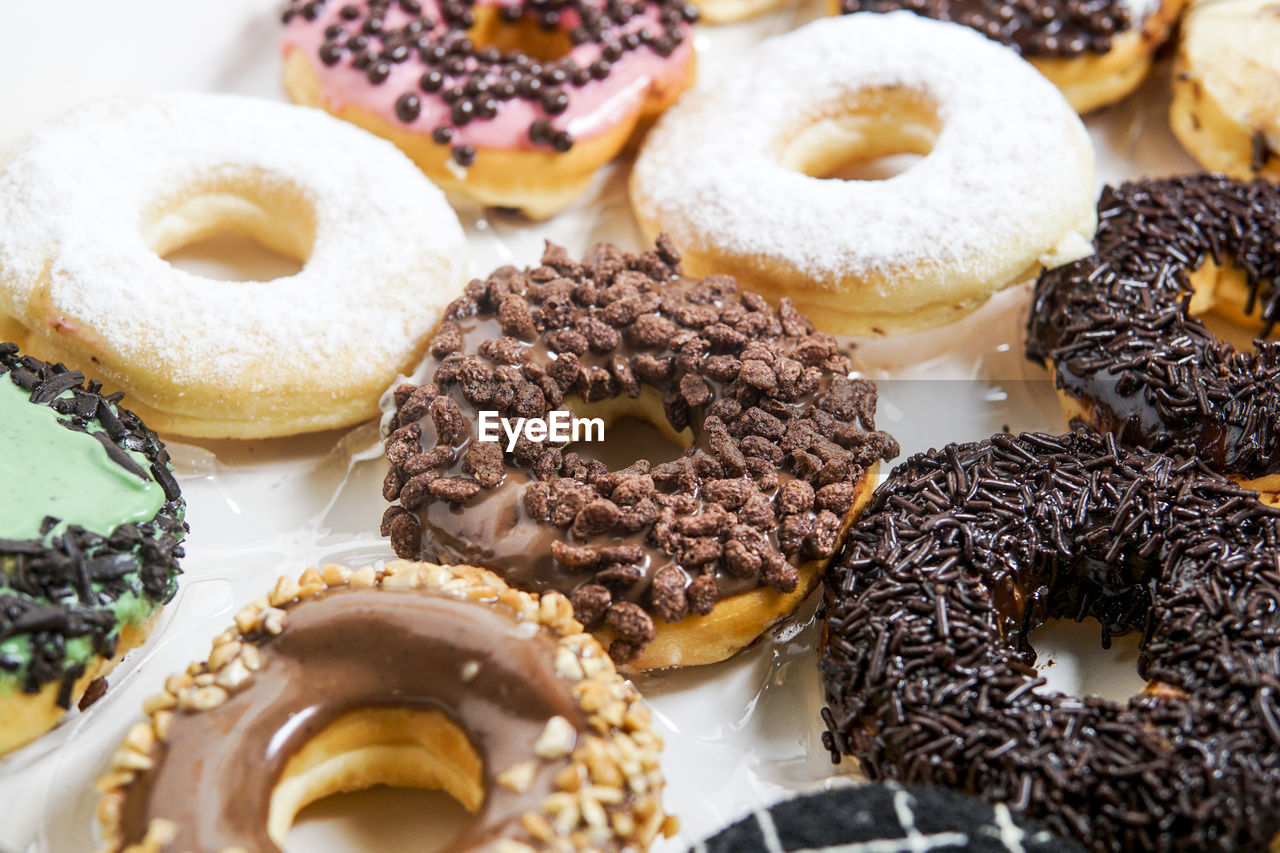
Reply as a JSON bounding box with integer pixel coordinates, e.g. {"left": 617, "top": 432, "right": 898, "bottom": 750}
{"left": 0, "top": 344, "right": 185, "bottom": 756}
{"left": 95, "top": 560, "right": 672, "bottom": 853}
{"left": 821, "top": 429, "right": 1280, "bottom": 851}
{"left": 0, "top": 93, "right": 466, "bottom": 439}
{"left": 281, "top": 0, "right": 697, "bottom": 219}
{"left": 1027, "top": 175, "right": 1280, "bottom": 489}
{"left": 1171, "top": 0, "right": 1280, "bottom": 181}
{"left": 630, "top": 14, "right": 1097, "bottom": 337}
{"left": 380, "top": 239, "right": 898, "bottom": 670}
{"left": 833, "top": 0, "right": 1184, "bottom": 113}
{"left": 689, "top": 784, "right": 1086, "bottom": 853}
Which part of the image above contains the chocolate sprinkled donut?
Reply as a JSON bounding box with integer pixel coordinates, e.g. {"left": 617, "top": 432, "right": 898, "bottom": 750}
{"left": 837, "top": 0, "right": 1133, "bottom": 59}
{"left": 0, "top": 344, "right": 186, "bottom": 754}
{"left": 689, "top": 784, "right": 1086, "bottom": 853}
{"left": 1027, "top": 175, "right": 1280, "bottom": 483}
{"left": 821, "top": 429, "right": 1280, "bottom": 852}
{"left": 382, "top": 240, "right": 897, "bottom": 669}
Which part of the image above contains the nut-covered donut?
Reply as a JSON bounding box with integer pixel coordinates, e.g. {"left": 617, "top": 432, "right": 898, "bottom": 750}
{"left": 1027, "top": 175, "right": 1280, "bottom": 488}
{"left": 1171, "top": 0, "right": 1280, "bottom": 182}
{"left": 821, "top": 429, "right": 1280, "bottom": 852}
{"left": 1, "top": 345, "right": 185, "bottom": 755}
{"left": 833, "top": 0, "right": 1185, "bottom": 113}
{"left": 381, "top": 240, "right": 898, "bottom": 670}
{"left": 281, "top": 0, "right": 697, "bottom": 219}
{"left": 631, "top": 13, "right": 1097, "bottom": 336}
{"left": 97, "top": 561, "right": 672, "bottom": 853}
{"left": 0, "top": 93, "right": 466, "bottom": 439}
{"left": 689, "top": 784, "right": 1086, "bottom": 853}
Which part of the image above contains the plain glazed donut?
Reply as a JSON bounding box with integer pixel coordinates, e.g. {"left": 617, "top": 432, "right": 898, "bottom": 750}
{"left": 96, "top": 561, "right": 673, "bottom": 853}
{"left": 0, "top": 345, "right": 185, "bottom": 756}
{"left": 822, "top": 430, "right": 1280, "bottom": 852}
{"left": 1171, "top": 0, "right": 1280, "bottom": 181}
{"left": 630, "top": 13, "right": 1096, "bottom": 337}
{"left": 281, "top": 0, "right": 697, "bottom": 219}
{"left": 381, "top": 240, "right": 898, "bottom": 670}
{"left": 833, "top": 0, "right": 1185, "bottom": 114}
{"left": 689, "top": 784, "right": 1086, "bottom": 853}
{"left": 1027, "top": 175, "right": 1280, "bottom": 490}
{"left": 0, "top": 93, "right": 466, "bottom": 439}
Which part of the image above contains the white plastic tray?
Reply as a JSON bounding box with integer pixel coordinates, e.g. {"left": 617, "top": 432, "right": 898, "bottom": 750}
{"left": 0, "top": 2, "right": 1198, "bottom": 850}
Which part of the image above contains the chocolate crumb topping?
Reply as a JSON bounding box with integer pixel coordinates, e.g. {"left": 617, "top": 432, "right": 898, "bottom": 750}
{"left": 383, "top": 241, "right": 897, "bottom": 662}
{"left": 1027, "top": 175, "right": 1280, "bottom": 480}
{"left": 0, "top": 345, "right": 186, "bottom": 701}
{"left": 284, "top": 0, "right": 697, "bottom": 166}
{"left": 838, "top": 0, "right": 1134, "bottom": 59}
{"left": 822, "top": 429, "right": 1280, "bottom": 852}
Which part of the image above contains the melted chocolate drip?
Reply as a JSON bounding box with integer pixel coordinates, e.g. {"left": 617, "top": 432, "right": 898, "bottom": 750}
{"left": 1027, "top": 175, "right": 1280, "bottom": 480}
{"left": 822, "top": 429, "right": 1280, "bottom": 852}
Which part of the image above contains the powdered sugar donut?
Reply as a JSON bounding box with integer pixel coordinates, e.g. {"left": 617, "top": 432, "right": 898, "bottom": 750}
{"left": 0, "top": 94, "right": 466, "bottom": 438}
{"left": 630, "top": 13, "right": 1097, "bottom": 336}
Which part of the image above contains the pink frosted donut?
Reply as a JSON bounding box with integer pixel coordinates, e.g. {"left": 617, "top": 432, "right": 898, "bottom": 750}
{"left": 281, "top": 0, "right": 698, "bottom": 218}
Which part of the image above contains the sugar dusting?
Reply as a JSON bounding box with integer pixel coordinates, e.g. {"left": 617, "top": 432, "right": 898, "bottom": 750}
{"left": 0, "top": 93, "right": 466, "bottom": 388}
{"left": 632, "top": 12, "right": 1095, "bottom": 288}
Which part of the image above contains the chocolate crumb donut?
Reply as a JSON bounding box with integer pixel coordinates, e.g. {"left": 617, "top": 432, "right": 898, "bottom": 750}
{"left": 822, "top": 429, "right": 1280, "bottom": 852}
{"left": 834, "top": 0, "right": 1184, "bottom": 112}
{"left": 382, "top": 239, "right": 898, "bottom": 670}
{"left": 1027, "top": 175, "right": 1280, "bottom": 489}
{"left": 97, "top": 561, "right": 672, "bottom": 853}
{"left": 690, "top": 784, "right": 1085, "bottom": 853}
{"left": 0, "top": 344, "right": 185, "bottom": 755}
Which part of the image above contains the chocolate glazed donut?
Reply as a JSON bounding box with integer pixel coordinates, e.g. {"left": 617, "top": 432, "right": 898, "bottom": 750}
{"left": 820, "top": 430, "right": 1280, "bottom": 852}
{"left": 382, "top": 240, "right": 897, "bottom": 670}
{"left": 1028, "top": 175, "right": 1280, "bottom": 488}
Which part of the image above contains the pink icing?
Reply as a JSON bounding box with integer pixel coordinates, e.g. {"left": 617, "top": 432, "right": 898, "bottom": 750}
{"left": 281, "top": 0, "right": 694, "bottom": 151}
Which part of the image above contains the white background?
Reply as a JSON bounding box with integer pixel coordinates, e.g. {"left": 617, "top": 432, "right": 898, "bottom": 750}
{"left": 0, "top": 1, "right": 1199, "bottom": 850}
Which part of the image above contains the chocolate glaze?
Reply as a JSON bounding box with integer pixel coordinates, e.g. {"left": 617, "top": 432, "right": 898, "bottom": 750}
{"left": 838, "top": 0, "right": 1134, "bottom": 59}
{"left": 381, "top": 241, "right": 898, "bottom": 662}
{"left": 119, "top": 589, "right": 587, "bottom": 852}
{"left": 1027, "top": 176, "right": 1280, "bottom": 480}
{"left": 822, "top": 429, "right": 1280, "bottom": 852}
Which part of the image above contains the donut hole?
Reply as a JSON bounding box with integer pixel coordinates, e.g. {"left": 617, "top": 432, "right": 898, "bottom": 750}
{"left": 568, "top": 388, "right": 692, "bottom": 469}
{"left": 273, "top": 708, "right": 481, "bottom": 850}
{"left": 1030, "top": 617, "right": 1146, "bottom": 703}
{"left": 1186, "top": 259, "right": 1280, "bottom": 350}
{"left": 142, "top": 169, "right": 316, "bottom": 283}
{"left": 779, "top": 88, "right": 940, "bottom": 182}
{"left": 467, "top": 7, "right": 575, "bottom": 63}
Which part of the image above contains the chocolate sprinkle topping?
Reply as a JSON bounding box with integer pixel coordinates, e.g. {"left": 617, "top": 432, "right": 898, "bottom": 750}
{"left": 285, "top": 0, "right": 697, "bottom": 165}
{"left": 383, "top": 240, "right": 897, "bottom": 662}
{"left": 838, "top": 0, "right": 1133, "bottom": 60}
{"left": 0, "top": 344, "right": 186, "bottom": 701}
{"left": 822, "top": 429, "right": 1280, "bottom": 852}
{"left": 1027, "top": 175, "right": 1280, "bottom": 480}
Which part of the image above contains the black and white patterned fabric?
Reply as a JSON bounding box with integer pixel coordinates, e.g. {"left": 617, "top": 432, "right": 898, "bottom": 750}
{"left": 689, "top": 784, "right": 1086, "bottom": 853}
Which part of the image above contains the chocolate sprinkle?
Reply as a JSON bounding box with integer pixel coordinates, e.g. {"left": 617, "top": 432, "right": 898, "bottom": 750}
{"left": 838, "top": 0, "right": 1132, "bottom": 60}
{"left": 1027, "top": 175, "right": 1280, "bottom": 480}
{"left": 383, "top": 240, "right": 897, "bottom": 662}
{"left": 0, "top": 345, "right": 186, "bottom": 701}
{"left": 821, "top": 429, "right": 1280, "bottom": 852}
{"left": 286, "top": 0, "right": 697, "bottom": 166}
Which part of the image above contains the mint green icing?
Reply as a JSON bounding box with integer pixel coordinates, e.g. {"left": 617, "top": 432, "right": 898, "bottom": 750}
{"left": 0, "top": 379, "right": 165, "bottom": 540}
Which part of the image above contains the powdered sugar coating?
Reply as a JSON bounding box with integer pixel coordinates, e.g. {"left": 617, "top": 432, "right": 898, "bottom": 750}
{"left": 632, "top": 13, "right": 1095, "bottom": 300}
{"left": 0, "top": 93, "right": 466, "bottom": 434}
